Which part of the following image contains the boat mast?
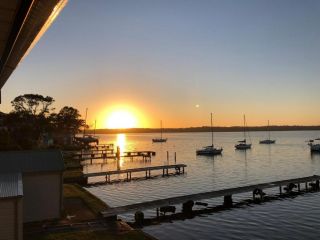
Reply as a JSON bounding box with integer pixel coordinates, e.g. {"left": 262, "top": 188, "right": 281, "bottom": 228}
{"left": 211, "top": 113, "right": 214, "bottom": 146}
{"left": 83, "top": 108, "right": 88, "bottom": 137}
{"left": 93, "top": 119, "right": 96, "bottom": 136}
{"left": 268, "top": 120, "right": 270, "bottom": 141}
{"left": 243, "top": 114, "right": 246, "bottom": 141}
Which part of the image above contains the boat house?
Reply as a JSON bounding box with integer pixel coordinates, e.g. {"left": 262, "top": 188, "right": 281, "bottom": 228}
{"left": 0, "top": 150, "right": 64, "bottom": 240}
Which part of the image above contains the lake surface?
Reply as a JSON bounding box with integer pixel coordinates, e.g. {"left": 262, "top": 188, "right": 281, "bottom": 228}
{"left": 85, "top": 131, "right": 320, "bottom": 239}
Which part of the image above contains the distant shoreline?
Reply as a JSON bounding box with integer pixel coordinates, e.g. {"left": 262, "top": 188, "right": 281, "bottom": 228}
{"left": 87, "top": 126, "right": 320, "bottom": 134}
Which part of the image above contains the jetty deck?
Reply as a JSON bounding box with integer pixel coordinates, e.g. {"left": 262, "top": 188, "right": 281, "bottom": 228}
{"left": 84, "top": 164, "right": 187, "bottom": 183}
{"left": 101, "top": 175, "right": 320, "bottom": 218}
{"left": 75, "top": 151, "right": 156, "bottom": 161}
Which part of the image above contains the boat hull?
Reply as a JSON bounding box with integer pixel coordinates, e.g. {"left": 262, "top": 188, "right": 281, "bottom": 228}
{"left": 235, "top": 143, "right": 252, "bottom": 150}
{"left": 196, "top": 148, "right": 223, "bottom": 156}
{"left": 259, "top": 140, "right": 276, "bottom": 144}
{"left": 311, "top": 144, "right": 320, "bottom": 152}
{"left": 152, "top": 138, "right": 167, "bottom": 143}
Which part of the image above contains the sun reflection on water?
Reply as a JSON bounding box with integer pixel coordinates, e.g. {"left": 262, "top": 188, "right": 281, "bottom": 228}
{"left": 116, "top": 134, "right": 126, "bottom": 168}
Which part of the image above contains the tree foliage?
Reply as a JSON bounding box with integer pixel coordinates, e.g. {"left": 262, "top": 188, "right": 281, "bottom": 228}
{"left": 53, "top": 106, "right": 85, "bottom": 135}
{"left": 3, "top": 94, "right": 85, "bottom": 149}
{"left": 11, "top": 94, "right": 54, "bottom": 116}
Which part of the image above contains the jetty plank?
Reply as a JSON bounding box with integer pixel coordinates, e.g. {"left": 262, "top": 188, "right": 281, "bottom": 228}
{"left": 84, "top": 164, "right": 187, "bottom": 178}
{"left": 101, "top": 175, "right": 320, "bottom": 217}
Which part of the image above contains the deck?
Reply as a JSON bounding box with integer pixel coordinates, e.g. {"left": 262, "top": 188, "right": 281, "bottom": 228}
{"left": 101, "top": 175, "right": 320, "bottom": 218}
{"left": 84, "top": 164, "right": 187, "bottom": 183}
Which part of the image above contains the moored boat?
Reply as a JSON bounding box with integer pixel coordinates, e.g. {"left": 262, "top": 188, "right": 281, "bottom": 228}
{"left": 235, "top": 115, "right": 251, "bottom": 150}
{"left": 196, "top": 113, "right": 223, "bottom": 156}
{"left": 309, "top": 139, "right": 320, "bottom": 153}
{"left": 259, "top": 120, "right": 276, "bottom": 144}
{"left": 152, "top": 120, "right": 167, "bottom": 143}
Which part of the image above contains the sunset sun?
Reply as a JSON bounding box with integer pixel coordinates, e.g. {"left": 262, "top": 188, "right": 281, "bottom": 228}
{"left": 106, "top": 110, "right": 137, "bottom": 129}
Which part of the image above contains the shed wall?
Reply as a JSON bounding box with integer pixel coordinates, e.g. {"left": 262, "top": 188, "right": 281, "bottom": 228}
{"left": 23, "top": 172, "right": 61, "bottom": 222}
{"left": 0, "top": 198, "right": 22, "bottom": 240}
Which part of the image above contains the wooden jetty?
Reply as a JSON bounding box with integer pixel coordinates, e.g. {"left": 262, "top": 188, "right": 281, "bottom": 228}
{"left": 84, "top": 164, "right": 187, "bottom": 183}
{"left": 77, "top": 151, "right": 156, "bottom": 163}
{"left": 101, "top": 175, "right": 320, "bottom": 218}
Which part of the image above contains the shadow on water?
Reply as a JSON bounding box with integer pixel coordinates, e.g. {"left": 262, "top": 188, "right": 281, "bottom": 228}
{"left": 130, "top": 189, "right": 319, "bottom": 228}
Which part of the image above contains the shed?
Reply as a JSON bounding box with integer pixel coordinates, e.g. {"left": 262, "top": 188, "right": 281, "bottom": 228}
{"left": 0, "top": 150, "right": 64, "bottom": 222}
{"left": 0, "top": 173, "right": 23, "bottom": 240}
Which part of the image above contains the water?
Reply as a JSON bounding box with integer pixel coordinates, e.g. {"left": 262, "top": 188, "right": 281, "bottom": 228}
{"left": 85, "top": 131, "right": 320, "bottom": 239}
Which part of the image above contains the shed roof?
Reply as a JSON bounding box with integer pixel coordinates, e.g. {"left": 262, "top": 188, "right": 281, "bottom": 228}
{"left": 0, "top": 173, "right": 23, "bottom": 198}
{"left": 0, "top": 150, "right": 64, "bottom": 174}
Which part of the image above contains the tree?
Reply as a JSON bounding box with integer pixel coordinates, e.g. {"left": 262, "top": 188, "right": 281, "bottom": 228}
{"left": 11, "top": 94, "right": 55, "bottom": 116}
{"left": 54, "top": 106, "right": 85, "bottom": 135}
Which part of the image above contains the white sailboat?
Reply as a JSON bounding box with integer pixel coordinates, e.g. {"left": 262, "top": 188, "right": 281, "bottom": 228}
{"left": 235, "top": 115, "right": 252, "bottom": 150}
{"left": 196, "top": 113, "right": 223, "bottom": 155}
{"left": 152, "top": 120, "right": 167, "bottom": 143}
{"left": 309, "top": 139, "right": 320, "bottom": 153}
{"left": 259, "top": 120, "right": 276, "bottom": 144}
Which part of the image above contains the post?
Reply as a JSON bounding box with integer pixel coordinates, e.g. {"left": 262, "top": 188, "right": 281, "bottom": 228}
{"left": 167, "top": 151, "right": 169, "bottom": 164}
{"left": 116, "top": 146, "right": 120, "bottom": 171}
{"left": 305, "top": 182, "right": 308, "bottom": 191}
{"left": 298, "top": 183, "right": 300, "bottom": 192}
{"left": 279, "top": 185, "right": 282, "bottom": 195}
{"left": 175, "top": 152, "right": 177, "bottom": 164}
{"left": 223, "top": 195, "right": 233, "bottom": 207}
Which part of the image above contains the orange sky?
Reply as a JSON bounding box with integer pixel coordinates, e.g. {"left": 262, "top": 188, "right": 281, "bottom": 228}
{"left": 1, "top": 1, "right": 320, "bottom": 128}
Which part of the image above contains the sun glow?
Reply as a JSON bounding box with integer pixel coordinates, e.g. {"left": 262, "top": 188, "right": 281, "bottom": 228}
{"left": 106, "top": 110, "right": 137, "bottom": 129}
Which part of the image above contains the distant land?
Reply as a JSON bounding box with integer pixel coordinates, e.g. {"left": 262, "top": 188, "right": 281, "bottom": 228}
{"left": 87, "top": 126, "right": 320, "bottom": 134}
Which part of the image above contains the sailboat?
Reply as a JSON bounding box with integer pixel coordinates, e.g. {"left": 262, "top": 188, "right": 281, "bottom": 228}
{"left": 235, "top": 115, "right": 252, "bottom": 150}
{"left": 196, "top": 113, "right": 223, "bottom": 155}
{"left": 152, "top": 120, "right": 167, "bottom": 143}
{"left": 74, "top": 109, "right": 99, "bottom": 145}
{"left": 309, "top": 139, "right": 320, "bottom": 153}
{"left": 259, "top": 120, "right": 275, "bottom": 144}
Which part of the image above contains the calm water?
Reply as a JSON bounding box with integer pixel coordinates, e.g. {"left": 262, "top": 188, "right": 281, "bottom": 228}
{"left": 86, "top": 131, "right": 320, "bottom": 239}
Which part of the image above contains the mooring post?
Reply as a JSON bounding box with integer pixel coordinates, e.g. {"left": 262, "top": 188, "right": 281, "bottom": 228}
{"left": 145, "top": 170, "right": 148, "bottom": 179}
{"left": 162, "top": 168, "right": 165, "bottom": 177}
{"left": 298, "top": 183, "right": 300, "bottom": 192}
{"left": 167, "top": 151, "right": 169, "bottom": 164}
{"left": 156, "top": 208, "right": 159, "bottom": 218}
{"left": 175, "top": 152, "right": 177, "bottom": 164}
{"left": 223, "top": 195, "right": 233, "bottom": 207}
{"left": 305, "top": 182, "right": 308, "bottom": 191}
{"left": 279, "top": 185, "right": 282, "bottom": 195}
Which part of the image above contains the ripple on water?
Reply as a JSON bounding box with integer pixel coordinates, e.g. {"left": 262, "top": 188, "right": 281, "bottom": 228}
{"left": 85, "top": 131, "right": 320, "bottom": 239}
{"left": 144, "top": 192, "right": 320, "bottom": 240}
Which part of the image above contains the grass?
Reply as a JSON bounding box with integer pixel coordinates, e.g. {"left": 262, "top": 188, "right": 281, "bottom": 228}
{"left": 26, "top": 229, "right": 154, "bottom": 240}
{"left": 64, "top": 184, "right": 109, "bottom": 216}
{"left": 25, "top": 184, "right": 156, "bottom": 240}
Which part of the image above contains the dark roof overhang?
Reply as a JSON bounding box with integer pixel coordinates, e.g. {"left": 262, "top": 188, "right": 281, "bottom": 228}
{"left": 0, "top": 0, "right": 67, "bottom": 102}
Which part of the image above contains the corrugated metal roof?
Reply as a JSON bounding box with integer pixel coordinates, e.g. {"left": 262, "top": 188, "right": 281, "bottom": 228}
{"left": 0, "top": 150, "right": 64, "bottom": 173}
{"left": 0, "top": 173, "right": 23, "bottom": 198}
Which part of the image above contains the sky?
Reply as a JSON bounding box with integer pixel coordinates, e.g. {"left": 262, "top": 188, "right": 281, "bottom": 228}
{"left": 1, "top": 0, "right": 320, "bottom": 128}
